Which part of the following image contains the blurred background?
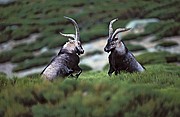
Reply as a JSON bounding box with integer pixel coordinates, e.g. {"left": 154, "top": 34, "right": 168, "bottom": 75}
{"left": 0, "top": 0, "right": 179, "bottom": 78}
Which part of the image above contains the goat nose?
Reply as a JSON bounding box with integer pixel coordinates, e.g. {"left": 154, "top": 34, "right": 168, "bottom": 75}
{"left": 104, "top": 47, "right": 107, "bottom": 52}
{"left": 104, "top": 47, "right": 110, "bottom": 53}
{"left": 81, "top": 50, "right": 84, "bottom": 54}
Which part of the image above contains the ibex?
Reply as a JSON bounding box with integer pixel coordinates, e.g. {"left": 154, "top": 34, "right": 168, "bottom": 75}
{"left": 104, "top": 18, "right": 145, "bottom": 76}
{"left": 41, "top": 16, "right": 84, "bottom": 80}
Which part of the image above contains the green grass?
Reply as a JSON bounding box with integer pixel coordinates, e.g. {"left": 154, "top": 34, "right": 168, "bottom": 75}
{"left": 0, "top": 64, "right": 180, "bottom": 117}
{"left": 0, "top": 0, "right": 180, "bottom": 66}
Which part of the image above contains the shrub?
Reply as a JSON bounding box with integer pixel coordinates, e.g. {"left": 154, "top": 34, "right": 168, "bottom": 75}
{"left": 143, "top": 22, "right": 162, "bottom": 35}
{"left": 13, "top": 43, "right": 27, "bottom": 50}
{"left": 122, "top": 33, "right": 141, "bottom": 41}
{"left": 146, "top": 7, "right": 179, "bottom": 20}
{"left": 126, "top": 43, "right": 146, "bottom": 52}
{"left": 79, "top": 64, "right": 92, "bottom": 71}
{"left": 0, "top": 75, "right": 8, "bottom": 90}
{"left": 136, "top": 52, "right": 180, "bottom": 65}
{"left": 81, "top": 24, "right": 107, "bottom": 42}
{"left": 11, "top": 26, "right": 39, "bottom": 40}
{"left": 24, "top": 41, "right": 47, "bottom": 52}
{"left": 155, "top": 21, "right": 180, "bottom": 41}
{"left": 0, "top": 51, "right": 14, "bottom": 63}
{"left": 13, "top": 58, "right": 50, "bottom": 72}
{"left": 47, "top": 36, "right": 67, "bottom": 49}
{"left": 0, "top": 33, "right": 11, "bottom": 44}
{"left": 38, "top": 51, "right": 56, "bottom": 58}
{"left": 11, "top": 52, "right": 34, "bottom": 63}
{"left": 165, "top": 54, "right": 180, "bottom": 63}
{"left": 156, "top": 41, "right": 178, "bottom": 48}
{"left": 0, "top": 48, "right": 26, "bottom": 63}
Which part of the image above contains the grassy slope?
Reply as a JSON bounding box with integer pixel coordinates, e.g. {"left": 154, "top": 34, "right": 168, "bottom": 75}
{"left": 0, "top": 64, "right": 180, "bottom": 117}
{"left": 0, "top": 1, "right": 180, "bottom": 116}
{"left": 0, "top": 0, "right": 180, "bottom": 72}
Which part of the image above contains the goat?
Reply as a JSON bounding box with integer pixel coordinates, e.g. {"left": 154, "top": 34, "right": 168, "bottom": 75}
{"left": 104, "top": 18, "right": 145, "bottom": 76}
{"left": 41, "top": 16, "right": 84, "bottom": 80}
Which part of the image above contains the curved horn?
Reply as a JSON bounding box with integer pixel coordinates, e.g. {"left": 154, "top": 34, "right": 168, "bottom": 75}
{"left": 109, "top": 18, "right": 118, "bottom": 37}
{"left": 111, "top": 28, "right": 131, "bottom": 40}
{"left": 59, "top": 32, "right": 75, "bottom": 40}
{"left": 64, "top": 16, "right": 80, "bottom": 41}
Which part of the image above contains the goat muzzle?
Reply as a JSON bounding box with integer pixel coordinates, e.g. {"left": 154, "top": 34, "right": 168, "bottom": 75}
{"left": 76, "top": 47, "right": 84, "bottom": 55}
{"left": 104, "top": 47, "right": 110, "bottom": 53}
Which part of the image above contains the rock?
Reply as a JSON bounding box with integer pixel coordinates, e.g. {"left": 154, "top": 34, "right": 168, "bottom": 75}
{"left": 126, "top": 18, "right": 159, "bottom": 34}
{"left": 0, "top": 0, "right": 16, "bottom": 5}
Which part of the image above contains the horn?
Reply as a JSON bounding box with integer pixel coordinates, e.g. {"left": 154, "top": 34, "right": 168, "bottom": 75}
{"left": 111, "top": 28, "right": 131, "bottom": 40}
{"left": 109, "top": 18, "right": 118, "bottom": 37}
{"left": 64, "top": 16, "right": 80, "bottom": 41}
{"left": 59, "top": 32, "right": 75, "bottom": 40}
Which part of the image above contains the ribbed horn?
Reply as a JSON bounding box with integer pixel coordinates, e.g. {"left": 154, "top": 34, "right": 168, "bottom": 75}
{"left": 64, "top": 16, "right": 80, "bottom": 41}
{"left": 109, "top": 18, "right": 118, "bottom": 37}
{"left": 111, "top": 28, "right": 131, "bottom": 41}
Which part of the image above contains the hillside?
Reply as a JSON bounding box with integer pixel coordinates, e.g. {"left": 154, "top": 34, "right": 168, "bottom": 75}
{"left": 0, "top": 1, "right": 180, "bottom": 116}
{"left": 0, "top": 64, "right": 180, "bottom": 117}
{"left": 0, "top": 0, "right": 180, "bottom": 77}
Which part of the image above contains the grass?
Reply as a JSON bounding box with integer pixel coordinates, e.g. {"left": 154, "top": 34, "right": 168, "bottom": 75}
{"left": 0, "top": 64, "right": 180, "bottom": 117}
{"left": 0, "top": 0, "right": 180, "bottom": 68}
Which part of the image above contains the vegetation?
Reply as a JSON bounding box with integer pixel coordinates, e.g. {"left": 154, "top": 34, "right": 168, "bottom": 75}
{"left": 13, "top": 57, "right": 50, "bottom": 72}
{"left": 0, "top": 0, "right": 180, "bottom": 70}
{"left": 122, "top": 33, "right": 143, "bottom": 41}
{"left": 0, "top": 1, "right": 179, "bottom": 116}
{"left": 79, "top": 64, "right": 92, "bottom": 71}
{"left": 0, "top": 64, "right": 180, "bottom": 117}
{"left": 144, "top": 21, "right": 180, "bottom": 41}
{"left": 136, "top": 52, "right": 180, "bottom": 65}
{"left": 0, "top": 49, "right": 23, "bottom": 63}
{"left": 11, "top": 52, "right": 34, "bottom": 63}
{"left": 126, "top": 43, "right": 146, "bottom": 52}
{"left": 156, "top": 41, "right": 179, "bottom": 48}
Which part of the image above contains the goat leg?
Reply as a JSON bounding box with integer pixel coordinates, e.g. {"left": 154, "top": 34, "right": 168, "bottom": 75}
{"left": 74, "top": 66, "right": 82, "bottom": 79}
{"left": 115, "top": 70, "right": 120, "bottom": 75}
{"left": 67, "top": 69, "right": 75, "bottom": 78}
{"left": 108, "top": 65, "right": 115, "bottom": 76}
{"left": 58, "top": 65, "right": 73, "bottom": 77}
